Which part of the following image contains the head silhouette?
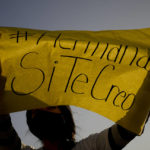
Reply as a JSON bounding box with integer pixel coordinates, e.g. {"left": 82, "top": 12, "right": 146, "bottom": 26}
{"left": 26, "top": 106, "right": 75, "bottom": 150}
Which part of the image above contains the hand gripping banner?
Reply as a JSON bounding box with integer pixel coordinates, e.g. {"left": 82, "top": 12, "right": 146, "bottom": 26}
{"left": 0, "top": 27, "right": 150, "bottom": 134}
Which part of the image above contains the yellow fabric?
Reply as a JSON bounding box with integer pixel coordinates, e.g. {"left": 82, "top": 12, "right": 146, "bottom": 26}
{"left": 0, "top": 27, "right": 150, "bottom": 134}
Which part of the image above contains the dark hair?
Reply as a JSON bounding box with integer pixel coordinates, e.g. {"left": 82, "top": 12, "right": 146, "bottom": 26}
{"left": 26, "top": 106, "right": 75, "bottom": 150}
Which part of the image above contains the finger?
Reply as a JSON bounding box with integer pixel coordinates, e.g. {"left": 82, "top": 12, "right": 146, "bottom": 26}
{"left": 0, "top": 76, "right": 6, "bottom": 92}
{"left": 145, "top": 111, "right": 150, "bottom": 124}
{"left": 0, "top": 61, "right": 6, "bottom": 95}
{"left": 0, "top": 61, "right": 1, "bottom": 75}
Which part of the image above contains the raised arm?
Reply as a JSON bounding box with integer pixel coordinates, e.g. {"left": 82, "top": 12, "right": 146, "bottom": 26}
{"left": 0, "top": 64, "right": 21, "bottom": 150}
{"left": 108, "top": 71, "right": 150, "bottom": 150}
{"left": 108, "top": 124, "right": 136, "bottom": 150}
{"left": 0, "top": 114, "right": 21, "bottom": 150}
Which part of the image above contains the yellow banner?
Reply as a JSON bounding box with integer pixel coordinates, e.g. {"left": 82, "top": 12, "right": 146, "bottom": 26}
{"left": 0, "top": 27, "right": 150, "bottom": 134}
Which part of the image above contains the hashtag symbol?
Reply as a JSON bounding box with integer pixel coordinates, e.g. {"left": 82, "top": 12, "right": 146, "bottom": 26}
{"left": 10, "top": 31, "right": 34, "bottom": 43}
